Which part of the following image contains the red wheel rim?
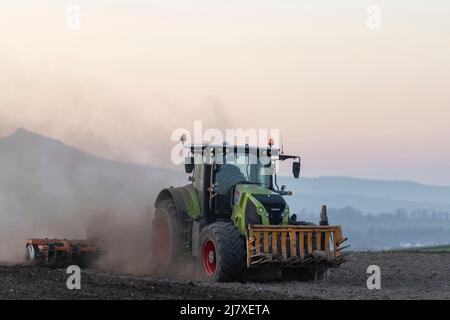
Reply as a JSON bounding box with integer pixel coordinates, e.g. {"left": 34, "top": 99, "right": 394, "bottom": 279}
{"left": 202, "top": 240, "right": 216, "bottom": 275}
{"left": 153, "top": 217, "right": 171, "bottom": 268}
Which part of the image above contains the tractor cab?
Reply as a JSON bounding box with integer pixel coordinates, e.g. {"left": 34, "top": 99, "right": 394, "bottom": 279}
{"left": 184, "top": 144, "right": 301, "bottom": 230}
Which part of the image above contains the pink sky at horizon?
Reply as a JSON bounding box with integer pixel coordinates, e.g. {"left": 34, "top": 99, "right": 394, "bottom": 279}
{"left": 0, "top": 1, "right": 449, "bottom": 185}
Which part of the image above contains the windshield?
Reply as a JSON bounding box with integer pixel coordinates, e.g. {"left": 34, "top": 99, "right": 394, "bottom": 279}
{"left": 212, "top": 152, "right": 273, "bottom": 214}
{"left": 215, "top": 152, "right": 272, "bottom": 191}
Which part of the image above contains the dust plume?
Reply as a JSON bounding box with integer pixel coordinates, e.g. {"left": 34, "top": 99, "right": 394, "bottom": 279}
{"left": 86, "top": 211, "right": 155, "bottom": 274}
{"left": 0, "top": 128, "right": 184, "bottom": 274}
{"left": 0, "top": 57, "right": 238, "bottom": 170}
{"left": 0, "top": 55, "right": 245, "bottom": 275}
{"left": 0, "top": 55, "right": 238, "bottom": 272}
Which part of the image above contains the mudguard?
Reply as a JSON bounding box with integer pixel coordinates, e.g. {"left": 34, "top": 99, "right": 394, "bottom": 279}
{"left": 155, "top": 185, "right": 201, "bottom": 220}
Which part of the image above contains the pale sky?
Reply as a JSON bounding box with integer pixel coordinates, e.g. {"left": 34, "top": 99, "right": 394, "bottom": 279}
{"left": 0, "top": 1, "right": 449, "bottom": 185}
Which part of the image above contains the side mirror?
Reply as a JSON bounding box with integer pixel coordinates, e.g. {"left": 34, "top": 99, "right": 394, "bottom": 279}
{"left": 292, "top": 161, "right": 300, "bottom": 179}
{"left": 185, "top": 157, "right": 194, "bottom": 174}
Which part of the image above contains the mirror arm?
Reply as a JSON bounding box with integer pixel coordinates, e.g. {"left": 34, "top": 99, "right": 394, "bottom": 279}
{"left": 274, "top": 172, "right": 279, "bottom": 191}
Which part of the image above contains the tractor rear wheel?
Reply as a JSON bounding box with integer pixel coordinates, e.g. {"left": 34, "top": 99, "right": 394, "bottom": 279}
{"left": 198, "top": 222, "right": 246, "bottom": 282}
{"left": 151, "top": 199, "right": 185, "bottom": 273}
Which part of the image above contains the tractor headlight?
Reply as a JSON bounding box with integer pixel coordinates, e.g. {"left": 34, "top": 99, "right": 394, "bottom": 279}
{"left": 257, "top": 207, "right": 265, "bottom": 215}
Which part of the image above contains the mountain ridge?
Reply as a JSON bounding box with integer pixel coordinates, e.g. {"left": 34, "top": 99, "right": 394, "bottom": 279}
{"left": 1, "top": 128, "right": 449, "bottom": 215}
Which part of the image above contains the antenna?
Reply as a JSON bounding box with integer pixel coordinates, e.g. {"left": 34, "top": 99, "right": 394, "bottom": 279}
{"left": 280, "top": 133, "right": 284, "bottom": 154}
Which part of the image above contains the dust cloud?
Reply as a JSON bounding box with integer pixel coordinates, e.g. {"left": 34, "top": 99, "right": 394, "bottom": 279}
{"left": 0, "top": 60, "right": 238, "bottom": 170}
{"left": 0, "top": 61, "right": 236, "bottom": 273}
{"left": 0, "top": 127, "right": 184, "bottom": 274}
{"left": 0, "top": 49, "right": 242, "bottom": 274}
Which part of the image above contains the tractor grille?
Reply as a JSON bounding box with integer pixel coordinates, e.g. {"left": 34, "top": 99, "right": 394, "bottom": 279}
{"left": 252, "top": 194, "right": 286, "bottom": 225}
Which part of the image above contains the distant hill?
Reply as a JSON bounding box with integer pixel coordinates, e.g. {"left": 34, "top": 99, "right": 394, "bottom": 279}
{"left": 279, "top": 176, "right": 450, "bottom": 214}
{"left": 277, "top": 176, "right": 450, "bottom": 249}
{"left": 0, "top": 128, "right": 183, "bottom": 263}
{"left": 0, "top": 128, "right": 183, "bottom": 216}
{"left": 3, "top": 128, "right": 449, "bottom": 219}
{"left": 295, "top": 176, "right": 450, "bottom": 204}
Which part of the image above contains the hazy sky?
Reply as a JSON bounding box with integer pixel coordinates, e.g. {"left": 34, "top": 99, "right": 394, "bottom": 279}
{"left": 0, "top": 1, "right": 449, "bottom": 185}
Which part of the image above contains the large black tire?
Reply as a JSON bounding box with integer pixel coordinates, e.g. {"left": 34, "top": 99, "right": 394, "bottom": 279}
{"left": 151, "top": 199, "right": 186, "bottom": 274}
{"left": 198, "top": 222, "right": 246, "bottom": 282}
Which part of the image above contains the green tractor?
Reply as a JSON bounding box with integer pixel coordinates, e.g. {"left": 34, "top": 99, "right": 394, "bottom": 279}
{"left": 151, "top": 142, "right": 347, "bottom": 282}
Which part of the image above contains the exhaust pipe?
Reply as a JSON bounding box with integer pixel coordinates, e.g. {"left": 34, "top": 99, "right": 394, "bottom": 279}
{"left": 320, "top": 205, "right": 329, "bottom": 226}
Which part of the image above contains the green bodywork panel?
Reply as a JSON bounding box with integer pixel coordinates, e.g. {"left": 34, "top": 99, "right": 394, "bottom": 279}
{"left": 156, "top": 184, "right": 289, "bottom": 236}
{"left": 230, "top": 185, "right": 289, "bottom": 235}
{"left": 155, "top": 184, "right": 201, "bottom": 219}
{"left": 184, "top": 185, "right": 202, "bottom": 219}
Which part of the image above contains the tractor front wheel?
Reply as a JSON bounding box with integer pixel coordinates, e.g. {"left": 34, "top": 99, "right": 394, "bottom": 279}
{"left": 198, "top": 222, "right": 246, "bottom": 282}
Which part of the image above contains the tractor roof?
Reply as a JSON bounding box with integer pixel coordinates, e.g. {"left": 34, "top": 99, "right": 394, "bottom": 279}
{"left": 188, "top": 144, "right": 280, "bottom": 156}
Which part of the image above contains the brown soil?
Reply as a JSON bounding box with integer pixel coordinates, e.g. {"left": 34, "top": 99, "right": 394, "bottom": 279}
{"left": 1, "top": 251, "right": 449, "bottom": 300}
